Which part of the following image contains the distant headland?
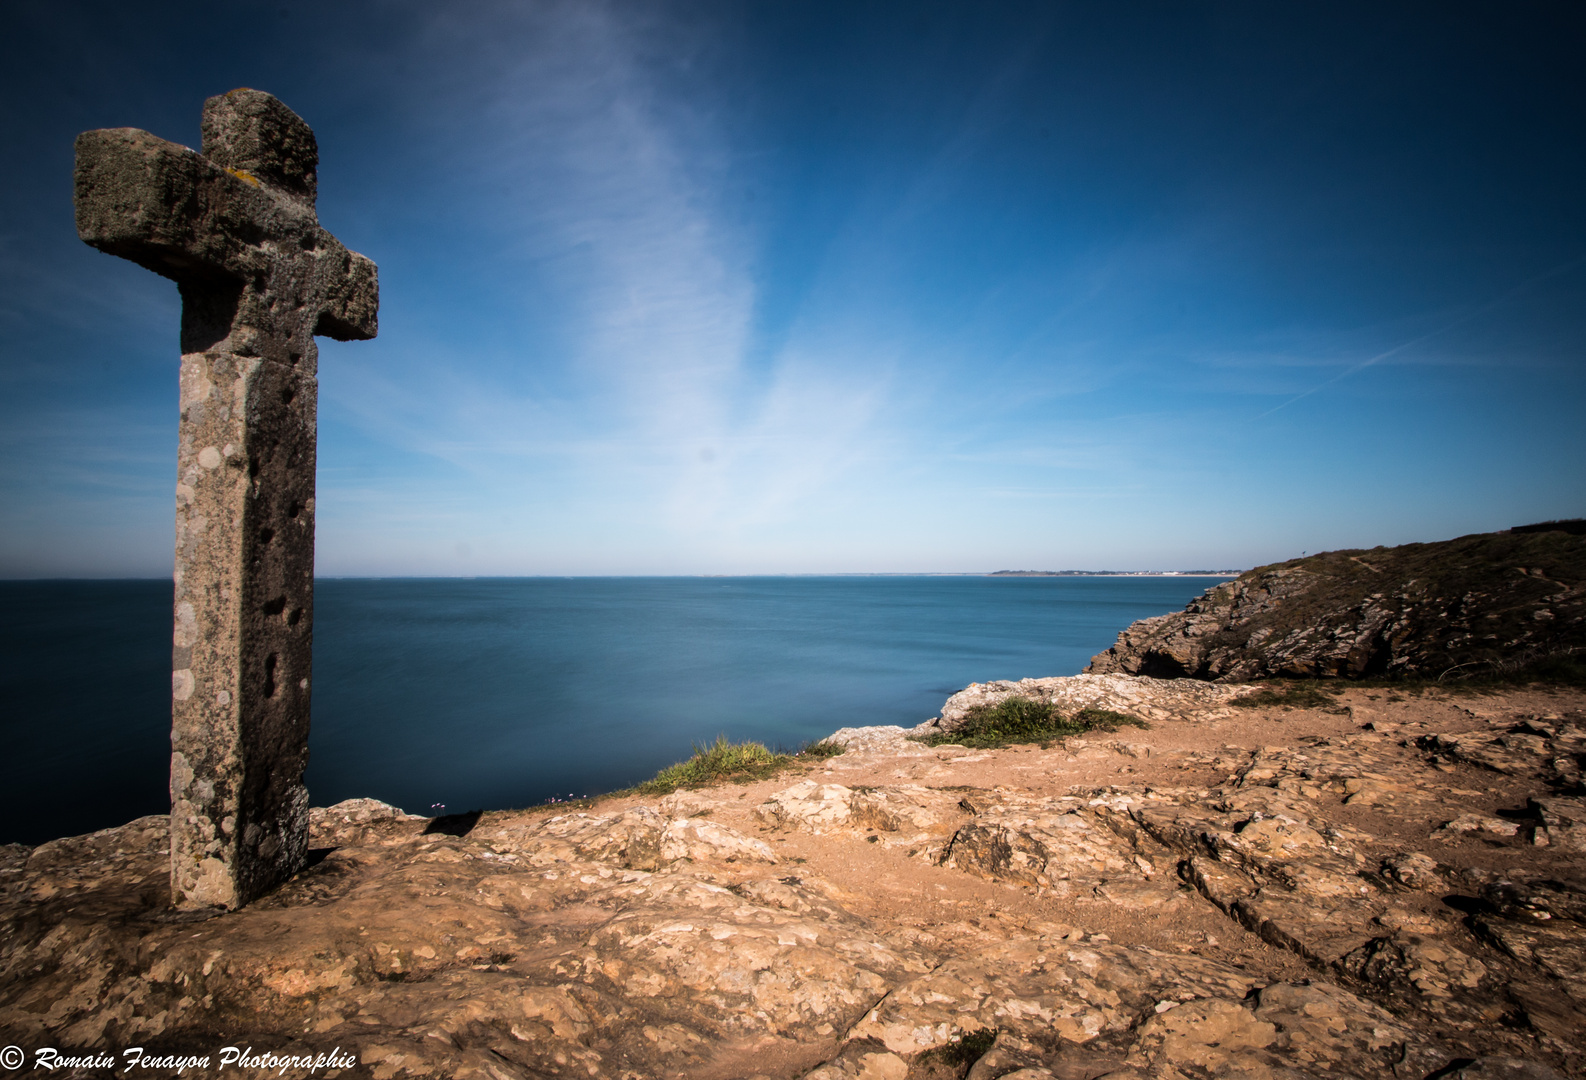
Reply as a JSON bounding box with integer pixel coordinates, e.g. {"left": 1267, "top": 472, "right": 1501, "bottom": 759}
{"left": 988, "top": 569, "right": 1242, "bottom": 577}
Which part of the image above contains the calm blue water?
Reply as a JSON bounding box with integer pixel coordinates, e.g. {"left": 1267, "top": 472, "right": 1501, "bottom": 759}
{"left": 0, "top": 576, "right": 1221, "bottom": 845}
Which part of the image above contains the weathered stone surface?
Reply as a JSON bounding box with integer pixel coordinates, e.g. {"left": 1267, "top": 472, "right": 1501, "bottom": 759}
{"left": 1475, "top": 915, "right": 1586, "bottom": 993}
{"left": 1442, "top": 1057, "right": 1572, "bottom": 1080}
{"left": 1085, "top": 528, "right": 1586, "bottom": 681}
{"left": 850, "top": 937, "right": 1258, "bottom": 1053}
{"left": 0, "top": 800, "right": 931, "bottom": 1077}
{"left": 1341, "top": 934, "right": 1490, "bottom": 998}
{"left": 1480, "top": 875, "right": 1586, "bottom": 923}
{"left": 826, "top": 725, "right": 937, "bottom": 755}
{"left": 1533, "top": 797, "right": 1586, "bottom": 851}
{"left": 1120, "top": 980, "right": 1445, "bottom": 1079}
{"left": 1380, "top": 850, "right": 1444, "bottom": 891}
{"left": 939, "top": 794, "right": 1162, "bottom": 900}
{"left": 74, "top": 89, "right": 378, "bottom": 910}
{"left": 1416, "top": 716, "right": 1586, "bottom": 793}
{"left": 756, "top": 781, "right": 864, "bottom": 834}
{"left": 801, "top": 1038, "right": 911, "bottom": 1080}
{"left": 1436, "top": 812, "right": 1523, "bottom": 840}
{"left": 930, "top": 672, "right": 1246, "bottom": 732}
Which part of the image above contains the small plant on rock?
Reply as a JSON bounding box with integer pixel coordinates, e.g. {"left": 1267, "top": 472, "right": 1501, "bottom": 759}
{"left": 629, "top": 735, "right": 847, "bottom": 797}
{"left": 915, "top": 696, "right": 1146, "bottom": 750}
{"left": 632, "top": 735, "right": 792, "bottom": 796}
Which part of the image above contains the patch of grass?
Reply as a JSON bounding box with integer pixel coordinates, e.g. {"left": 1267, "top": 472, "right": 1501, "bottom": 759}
{"left": 914, "top": 696, "right": 1147, "bottom": 750}
{"left": 627, "top": 735, "right": 847, "bottom": 797}
{"left": 1435, "top": 649, "right": 1586, "bottom": 690}
{"left": 630, "top": 735, "right": 792, "bottom": 796}
{"left": 1074, "top": 707, "right": 1145, "bottom": 729}
{"left": 1231, "top": 681, "right": 1348, "bottom": 711}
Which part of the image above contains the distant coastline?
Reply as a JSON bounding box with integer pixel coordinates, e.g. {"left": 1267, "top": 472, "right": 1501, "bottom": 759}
{"left": 987, "top": 569, "right": 1242, "bottom": 577}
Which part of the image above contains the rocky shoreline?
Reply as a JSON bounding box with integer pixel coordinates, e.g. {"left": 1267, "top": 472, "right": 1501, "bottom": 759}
{"left": 2, "top": 675, "right": 1583, "bottom": 1079}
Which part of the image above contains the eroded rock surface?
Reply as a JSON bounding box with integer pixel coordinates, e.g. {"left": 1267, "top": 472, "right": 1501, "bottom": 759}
{"left": 3, "top": 682, "right": 1584, "bottom": 1078}
{"left": 929, "top": 673, "right": 1247, "bottom": 733}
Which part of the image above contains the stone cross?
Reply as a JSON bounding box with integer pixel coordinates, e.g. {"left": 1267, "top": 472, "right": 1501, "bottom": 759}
{"left": 73, "top": 89, "right": 378, "bottom": 910}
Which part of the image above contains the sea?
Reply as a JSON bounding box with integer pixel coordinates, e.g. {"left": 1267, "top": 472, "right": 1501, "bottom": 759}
{"left": 0, "top": 575, "right": 1225, "bottom": 846}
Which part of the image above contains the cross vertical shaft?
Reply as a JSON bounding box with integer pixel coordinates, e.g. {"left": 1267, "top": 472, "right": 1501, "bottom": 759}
{"left": 74, "top": 89, "right": 378, "bottom": 909}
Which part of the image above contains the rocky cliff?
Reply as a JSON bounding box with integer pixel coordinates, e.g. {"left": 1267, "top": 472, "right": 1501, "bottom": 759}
{"left": 3, "top": 677, "right": 1584, "bottom": 1079}
{"left": 1086, "top": 525, "right": 1586, "bottom": 682}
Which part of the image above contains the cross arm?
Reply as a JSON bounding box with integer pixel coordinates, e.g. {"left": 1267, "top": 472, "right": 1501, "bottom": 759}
{"left": 312, "top": 234, "right": 379, "bottom": 341}
{"left": 74, "top": 127, "right": 282, "bottom": 283}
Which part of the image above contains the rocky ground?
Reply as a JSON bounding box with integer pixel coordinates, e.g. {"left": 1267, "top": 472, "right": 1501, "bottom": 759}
{"left": 2, "top": 676, "right": 1584, "bottom": 1079}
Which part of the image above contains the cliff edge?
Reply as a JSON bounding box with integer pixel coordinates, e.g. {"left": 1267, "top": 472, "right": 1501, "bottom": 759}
{"left": 1087, "top": 524, "right": 1586, "bottom": 682}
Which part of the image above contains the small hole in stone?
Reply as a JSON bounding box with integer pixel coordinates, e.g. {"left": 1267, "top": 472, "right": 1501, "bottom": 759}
{"left": 287, "top": 501, "right": 302, "bottom": 519}
{"left": 248, "top": 457, "right": 261, "bottom": 478}
{"left": 286, "top": 352, "right": 301, "bottom": 368}
{"left": 282, "top": 385, "right": 296, "bottom": 403}
{"left": 259, "top": 527, "right": 275, "bottom": 545}
{"left": 264, "top": 653, "right": 278, "bottom": 698}
{"left": 288, "top": 607, "right": 303, "bottom": 627}
{"left": 263, "top": 596, "right": 286, "bottom": 616}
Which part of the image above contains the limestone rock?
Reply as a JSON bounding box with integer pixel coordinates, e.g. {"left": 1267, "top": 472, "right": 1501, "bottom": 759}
{"left": 800, "top": 1038, "right": 910, "bottom": 1080}
{"left": 310, "top": 796, "right": 422, "bottom": 825}
{"left": 1480, "top": 876, "right": 1586, "bottom": 923}
{"left": 938, "top": 794, "right": 1162, "bottom": 901}
{"left": 1436, "top": 813, "right": 1522, "bottom": 840}
{"left": 1532, "top": 797, "right": 1586, "bottom": 851}
{"left": 1117, "top": 979, "right": 1446, "bottom": 1079}
{"left": 1381, "top": 851, "right": 1444, "bottom": 891}
{"left": 825, "top": 725, "right": 936, "bottom": 755}
{"left": 756, "top": 781, "right": 862, "bottom": 834}
{"left": 848, "top": 938, "right": 1260, "bottom": 1052}
{"left": 1441, "top": 1058, "right": 1571, "bottom": 1080}
{"left": 1341, "top": 934, "right": 1490, "bottom": 998}
{"left": 931, "top": 672, "right": 1245, "bottom": 732}
{"left": 661, "top": 816, "right": 780, "bottom": 864}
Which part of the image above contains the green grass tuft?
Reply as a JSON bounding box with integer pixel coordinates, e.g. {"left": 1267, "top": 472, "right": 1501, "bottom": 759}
{"left": 1434, "top": 649, "right": 1586, "bottom": 689}
{"left": 631, "top": 735, "right": 790, "bottom": 796}
{"left": 914, "top": 696, "right": 1147, "bottom": 750}
{"left": 1073, "top": 706, "right": 1148, "bottom": 728}
{"left": 1228, "top": 650, "right": 1586, "bottom": 705}
{"left": 627, "top": 735, "right": 847, "bottom": 797}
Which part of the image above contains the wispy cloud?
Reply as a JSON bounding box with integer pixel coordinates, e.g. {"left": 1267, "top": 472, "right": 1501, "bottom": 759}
{"left": 319, "top": 1, "right": 911, "bottom": 558}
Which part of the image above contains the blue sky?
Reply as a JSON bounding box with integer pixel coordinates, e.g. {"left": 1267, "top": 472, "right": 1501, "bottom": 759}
{"left": 2, "top": 1, "right": 1583, "bottom": 576}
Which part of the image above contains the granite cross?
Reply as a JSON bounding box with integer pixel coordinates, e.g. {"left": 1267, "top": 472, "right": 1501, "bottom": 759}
{"left": 73, "top": 89, "right": 378, "bottom": 909}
